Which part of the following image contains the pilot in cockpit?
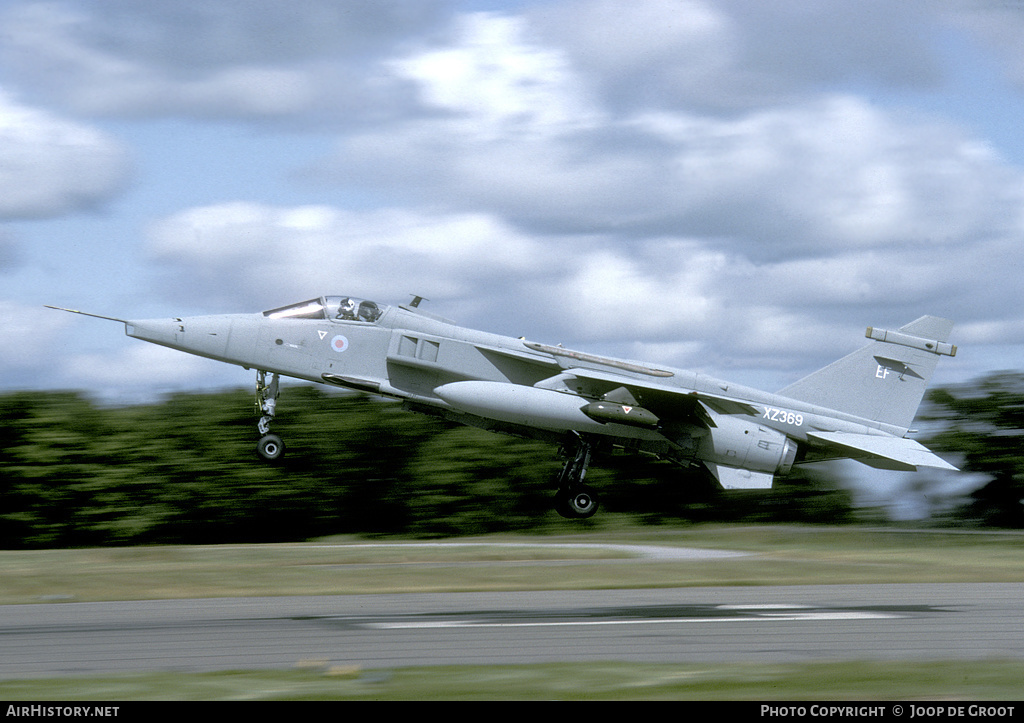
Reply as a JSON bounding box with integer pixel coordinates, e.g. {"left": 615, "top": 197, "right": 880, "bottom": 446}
{"left": 336, "top": 297, "right": 358, "bottom": 320}
{"left": 357, "top": 300, "right": 380, "bottom": 322}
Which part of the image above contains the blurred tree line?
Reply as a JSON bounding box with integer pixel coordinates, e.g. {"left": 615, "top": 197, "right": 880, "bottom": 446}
{"left": 0, "top": 385, "right": 855, "bottom": 548}
{"left": 5, "top": 371, "right": 1022, "bottom": 548}
{"left": 923, "top": 372, "right": 1024, "bottom": 528}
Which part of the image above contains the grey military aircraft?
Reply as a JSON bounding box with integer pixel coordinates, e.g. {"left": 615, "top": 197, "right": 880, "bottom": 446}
{"left": 48, "top": 296, "right": 958, "bottom": 518}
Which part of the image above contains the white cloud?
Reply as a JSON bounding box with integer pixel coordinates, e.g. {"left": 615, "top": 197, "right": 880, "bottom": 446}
{"left": 0, "top": 90, "right": 129, "bottom": 219}
{"left": 550, "top": 242, "right": 727, "bottom": 340}
{"left": 145, "top": 202, "right": 560, "bottom": 308}
{"left": 0, "top": 0, "right": 448, "bottom": 121}
{"left": 393, "top": 12, "right": 602, "bottom": 142}
{"left": 0, "top": 301, "right": 69, "bottom": 368}
{"left": 645, "top": 96, "right": 1013, "bottom": 249}
{"left": 337, "top": 81, "right": 1024, "bottom": 256}
{"left": 530, "top": 0, "right": 741, "bottom": 109}
{"left": 531, "top": 0, "right": 940, "bottom": 112}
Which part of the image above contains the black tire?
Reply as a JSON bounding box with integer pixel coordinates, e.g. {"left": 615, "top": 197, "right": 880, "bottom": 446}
{"left": 555, "top": 491, "right": 575, "bottom": 519}
{"left": 257, "top": 434, "right": 285, "bottom": 461}
{"left": 555, "top": 486, "right": 599, "bottom": 519}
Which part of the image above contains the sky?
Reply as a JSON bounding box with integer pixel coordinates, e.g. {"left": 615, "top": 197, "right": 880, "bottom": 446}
{"left": 2, "top": 0, "right": 1024, "bottom": 416}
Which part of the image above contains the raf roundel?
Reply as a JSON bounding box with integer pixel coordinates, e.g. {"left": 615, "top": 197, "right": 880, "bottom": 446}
{"left": 330, "top": 335, "right": 349, "bottom": 353}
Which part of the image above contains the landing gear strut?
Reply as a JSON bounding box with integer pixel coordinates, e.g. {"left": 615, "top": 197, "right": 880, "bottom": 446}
{"left": 255, "top": 370, "right": 284, "bottom": 461}
{"left": 554, "top": 436, "right": 599, "bottom": 519}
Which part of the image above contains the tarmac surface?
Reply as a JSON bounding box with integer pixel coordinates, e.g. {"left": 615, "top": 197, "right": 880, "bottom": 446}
{"left": 2, "top": 541, "right": 1022, "bottom": 679}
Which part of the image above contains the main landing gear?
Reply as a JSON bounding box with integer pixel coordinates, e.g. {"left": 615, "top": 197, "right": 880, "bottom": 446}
{"left": 255, "top": 370, "right": 284, "bottom": 461}
{"left": 555, "top": 435, "right": 599, "bottom": 519}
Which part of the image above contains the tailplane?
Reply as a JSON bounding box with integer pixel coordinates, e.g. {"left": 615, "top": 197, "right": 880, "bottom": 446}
{"left": 778, "top": 316, "right": 956, "bottom": 431}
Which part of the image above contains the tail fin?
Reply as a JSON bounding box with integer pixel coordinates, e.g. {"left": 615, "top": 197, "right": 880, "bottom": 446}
{"left": 778, "top": 316, "right": 956, "bottom": 431}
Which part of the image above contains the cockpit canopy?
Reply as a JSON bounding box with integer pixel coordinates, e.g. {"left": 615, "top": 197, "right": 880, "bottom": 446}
{"left": 263, "top": 296, "right": 387, "bottom": 323}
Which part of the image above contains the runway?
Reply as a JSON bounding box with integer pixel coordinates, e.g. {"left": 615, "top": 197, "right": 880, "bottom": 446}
{"left": 3, "top": 582, "right": 1024, "bottom": 679}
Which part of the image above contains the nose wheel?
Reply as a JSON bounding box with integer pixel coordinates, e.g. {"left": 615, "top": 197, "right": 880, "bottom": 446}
{"left": 257, "top": 433, "right": 285, "bottom": 461}
{"left": 255, "top": 371, "right": 284, "bottom": 461}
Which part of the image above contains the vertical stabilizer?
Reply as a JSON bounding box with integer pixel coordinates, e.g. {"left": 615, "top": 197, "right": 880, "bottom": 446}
{"left": 778, "top": 316, "right": 955, "bottom": 431}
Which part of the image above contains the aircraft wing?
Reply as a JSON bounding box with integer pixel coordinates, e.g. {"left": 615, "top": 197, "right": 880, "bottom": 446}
{"left": 541, "top": 367, "right": 760, "bottom": 420}
{"left": 524, "top": 342, "right": 760, "bottom": 418}
{"left": 806, "top": 431, "right": 958, "bottom": 472}
{"left": 538, "top": 367, "right": 957, "bottom": 471}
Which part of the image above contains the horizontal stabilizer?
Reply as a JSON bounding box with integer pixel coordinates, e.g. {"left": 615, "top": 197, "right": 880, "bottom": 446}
{"left": 807, "top": 431, "right": 958, "bottom": 472}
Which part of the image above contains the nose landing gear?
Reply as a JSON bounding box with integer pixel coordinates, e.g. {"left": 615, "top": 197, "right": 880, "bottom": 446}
{"left": 257, "top": 433, "right": 284, "bottom": 461}
{"left": 255, "top": 370, "right": 284, "bottom": 461}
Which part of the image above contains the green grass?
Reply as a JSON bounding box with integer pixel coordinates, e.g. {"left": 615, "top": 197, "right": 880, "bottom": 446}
{"left": 3, "top": 661, "right": 1024, "bottom": 700}
{"left": 2, "top": 524, "right": 1023, "bottom": 604}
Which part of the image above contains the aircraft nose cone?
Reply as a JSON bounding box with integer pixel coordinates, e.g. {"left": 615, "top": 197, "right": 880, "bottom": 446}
{"left": 126, "top": 316, "right": 231, "bottom": 360}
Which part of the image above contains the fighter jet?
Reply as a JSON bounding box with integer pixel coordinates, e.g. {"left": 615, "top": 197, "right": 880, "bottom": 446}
{"left": 47, "top": 296, "right": 958, "bottom": 519}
